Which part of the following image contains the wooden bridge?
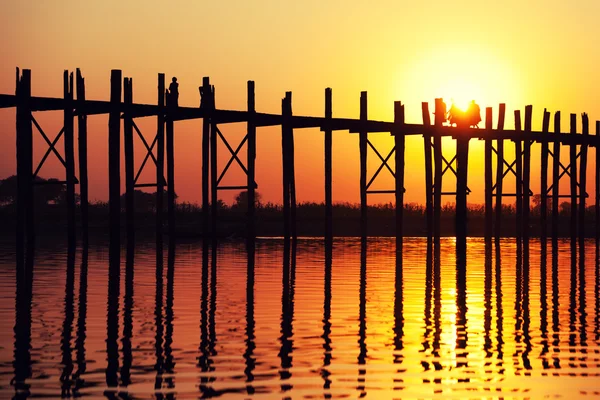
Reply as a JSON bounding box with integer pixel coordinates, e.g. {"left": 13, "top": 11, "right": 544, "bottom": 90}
{"left": 4, "top": 68, "right": 600, "bottom": 262}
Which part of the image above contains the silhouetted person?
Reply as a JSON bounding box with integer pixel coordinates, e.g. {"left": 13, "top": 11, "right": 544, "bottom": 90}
{"left": 466, "top": 100, "right": 481, "bottom": 127}
{"left": 167, "top": 77, "right": 178, "bottom": 107}
{"left": 448, "top": 100, "right": 481, "bottom": 128}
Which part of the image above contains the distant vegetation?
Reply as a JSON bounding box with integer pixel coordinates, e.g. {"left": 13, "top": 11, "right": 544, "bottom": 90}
{"left": 0, "top": 176, "right": 597, "bottom": 237}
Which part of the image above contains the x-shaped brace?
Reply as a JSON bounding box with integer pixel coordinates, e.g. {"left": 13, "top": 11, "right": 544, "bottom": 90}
{"left": 31, "top": 116, "right": 78, "bottom": 183}
{"left": 132, "top": 121, "right": 166, "bottom": 186}
{"left": 214, "top": 125, "right": 257, "bottom": 188}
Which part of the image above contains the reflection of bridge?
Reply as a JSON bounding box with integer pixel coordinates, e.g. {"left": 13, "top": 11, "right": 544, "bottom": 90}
{"left": 4, "top": 69, "right": 600, "bottom": 259}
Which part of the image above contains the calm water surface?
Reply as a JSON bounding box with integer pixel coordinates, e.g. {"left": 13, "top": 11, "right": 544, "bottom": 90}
{"left": 0, "top": 237, "right": 599, "bottom": 399}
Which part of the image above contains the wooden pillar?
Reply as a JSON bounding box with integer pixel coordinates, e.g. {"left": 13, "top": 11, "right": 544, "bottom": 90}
{"left": 456, "top": 137, "right": 470, "bottom": 252}
{"left": 514, "top": 110, "right": 522, "bottom": 241}
{"left": 324, "top": 88, "right": 333, "bottom": 241}
{"left": 494, "top": 104, "right": 506, "bottom": 238}
{"left": 596, "top": 121, "right": 600, "bottom": 242}
{"left": 211, "top": 113, "right": 218, "bottom": 237}
{"left": 569, "top": 114, "right": 577, "bottom": 241}
{"left": 63, "top": 71, "right": 76, "bottom": 246}
{"left": 579, "top": 113, "right": 589, "bottom": 240}
{"left": 552, "top": 112, "right": 561, "bottom": 239}
{"left": 16, "top": 69, "right": 33, "bottom": 267}
{"left": 247, "top": 81, "right": 256, "bottom": 239}
{"left": 76, "top": 69, "right": 89, "bottom": 248}
{"left": 201, "top": 77, "right": 210, "bottom": 236}
{"left": 421, "top": 102, "right": 433, "bottom": 238}
{"left": 166, "top": 82, "right": 176, "bottom": 239}
{"left": 484, "top": 107, "right": 493, "bottom": 239}
{"left": 124, "top": 77, "right": 134, "bottom": 244}
{"left": 156, "top": 74, "right": 165, "bottom": 246}
{"left": 289, "top": 97, "right": 297, "bottom": 240}
{"left": 522, "top": 105, "right": 532, "bottom": 241}
{"left": 433, "top": 99, "right": 443, "bottom": 239}
{"left": 540, "top": 110, "right": 551, "bottom": 241}
{"left": 394, "top": 102, "right": 405, "bottom": 253}
{"left": 282, "top": 92, "right": 292, "bottom": 239}
{"left": 359, "top": 92, "right": 368, "bottom": 238}
{"left": 108, "top": 70, "right": 122, "bottom": 259}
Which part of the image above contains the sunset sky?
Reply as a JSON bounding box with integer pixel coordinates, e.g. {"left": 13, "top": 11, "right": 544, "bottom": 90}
{"left": 0, "top": 1, "right": 599, "bottom": 206}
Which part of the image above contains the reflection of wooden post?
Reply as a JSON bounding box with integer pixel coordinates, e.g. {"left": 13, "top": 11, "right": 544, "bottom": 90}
{"left": 359, "top": 92, "right": 368, "bottom": 238}
{"left": 64, "top": 71, "right": 76, "bottom": 246}
{"left": 596, "top": 121, "right": 600, "bottom": 242}
{"left": 124, "top": 77, "right": 134, "bottom": 244}
{"left": 540, "top": 110, "right": 551, "bottom": 241}
{"left": 108, "top": 70, "right": 122, "bottom": 258}
{"left": 76, "top": 69, "right": 89, "bottom": 247}
{"left": 247, "top": 81, "right": 256, "bottom": 239}
{"left": 156, "top": 74, "right": 165, "bottom": 246}
{"left": 324, "top": 88, "right": 333, "bottom": 240}
{"left": 282, "top": 92, "right": 292, "bottom": 239}
{"left": 394, "top": 102, "right": 405, "bottom": 252}
{"left": 522, "top": 105, "right": 532, "bottom": 241}
{"left": 552, "top": 112, "right": 561, "bottom": 239}
{"left": 569, "top": 114, "right": 577, "bottom": 241}
{"left": 421, "top": 103, "right": 433, "bottom": 238}
{"left": 201, "top": 77, "right": 210, "bottom": 236}
{"left": 484, "top": 107, "right": 493, "bottom": 239}
{"left": 514, "top": 110, "right": 522, "bottom": 241}
{"left": 495, "top": 104, "right": 506, "bottom": 238}
{"left": 579, "top": 113, "right": 589, "bottom": 240}
{"left": 433, "top": 99, "right": 443, "bottom": 239}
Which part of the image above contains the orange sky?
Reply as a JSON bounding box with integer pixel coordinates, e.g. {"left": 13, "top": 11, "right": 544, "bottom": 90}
{"left": 1, "top": 1, "right": 599, "bottom": 206}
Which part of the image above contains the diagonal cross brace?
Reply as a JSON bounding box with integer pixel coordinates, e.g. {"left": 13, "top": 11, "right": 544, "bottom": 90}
{"left": 132, "top": 121, "right": 166, "bottom": 186}
{"left": 214, "top": 125, "right": 257, "bottom": 189}
{"left": 31, "top": 116, "right": 79, "bottom": 183}
{"left": 364, "top": 140, "right": 406, "bottom": 193}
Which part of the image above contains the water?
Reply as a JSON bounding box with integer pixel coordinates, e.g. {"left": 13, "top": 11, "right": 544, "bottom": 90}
{"left": 1, "top": 237, "right": 599, "bottom": 399}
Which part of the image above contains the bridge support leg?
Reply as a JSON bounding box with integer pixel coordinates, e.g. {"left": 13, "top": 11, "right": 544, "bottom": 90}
{"left": 456, "top": 137, "right": 470, "bottom": 253}
{"left": 569, "top": 114, "right": 578, "bottom": 243}
{"left": 166, "top": 95, "right": 176, "bottom": 239}
{"left": 552, "top": 112, "right": 561, "bottom": 240}
{"left": 211, "top": 120, "right": 218, "bottom": 237}
{"left": 325, "top": 88, "right": 333, "bottom": 241}
{"left": 540, "top": 110, "right": 551, "bottom": 241}
{"left": 282, "top": 92, "right": 293, "bottom": 239}
{"left": 421, "top": 103, "right": 433, "bottom": 238}
{"left": 514, "top": 110, "right": 522, "bottom": 242}
{"left": 484, "top": 107, "right": 493, "bottom": 240}
{"left": 247, "top": 81, "right": 256, "bottom": 239}
{"left": 64, "top": 71, "right": 76, "bottom": 248}
{"left": 359, "top": 92, "right": 367, "bottom": 238}
{"left": 579, "top": 113, "right": 589, "bottom": 242}
{"left": 523, "top": 106, "right": 532, "bottom": 242}
{"left": 108, "top": 69, "right": 122, "bottom": 260}
{"left": 201, "top": 77, "right": 210, "bottom": 237}
{"left": 495, "top": 104, "right": 506, "bottom": 240}
{"left": 156, "top": 74, "right": 165, "bottom": 248}
{"left": 394, "top": 102, "right": 405, "bottom": 254}
{"left": 433, "top": 100, "right": 443, "bottom": 239}
{"left": 76, "top": 69, "right": 89, "bottom": 248}
{"left": 124, "top": 77, "right": 134, "bottom": 246}
{"left": 596, "top": 121, "right": 600, "bottom": 242}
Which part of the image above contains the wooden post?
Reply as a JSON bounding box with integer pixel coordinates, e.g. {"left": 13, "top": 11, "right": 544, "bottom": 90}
{"left": 540, "top": 109, "right": 551, "bottom": 241}
{"left": 394, "top": 102, "right": 405, "bottom": 253}
{"left": 247, "top": 81, "right": 256, "bottom": 239}
{"left": 523, "top": 105, "right": 532, "bottom": 241}
{"left": 552, "top": 112, "right": 561, "bottom": 239}
{"left": 324, "top": 88, "right": 333, "bottom": 240}
{"left": 288, "top": 96, "right": 297, "bottom": 240}
{"left": 359, "top": 92, "right": 368, "bottom": 238}
{"left": 211, "top": 98, "right": 218, "bottom": 238}
{"left": 495, "top": 104, "right": 506, "bottom": 238}
{"left": 16, "top": 69, "right": 33, "bottom": 267}
{"left": 421, "top": 103, "right": 433, "bottom": 238}
{"left": 514, "top": 110, "right": 522, "bottom": 241}
{"left": 156, "top": 74, "right": 165, "bottom": 246}
{"left": 596, "top": 121, "right": 600, "bottom": 242}
{"left": 579, "top": 113, "right": 589, "bottom": 240}
{"left": 63, "top": 71, "right": 76, "bottom": 246}
{"left": 201, "top": 77, "right": 210, "bottom": 236}
{"left": 108, "top": 70, "right": 122, "bottom": 259}
{"left": 484, "top": 107, "right": 493, "bottom": 239}
{"left": 456, "top": 136, "right": 470, "bottom": 252}
{"left": 282, "top": 92, "right": 292, "bottom": 239}
{"left": 433, "top": 99, "right": 443, "bottom": 239}
{"left": 76, "top": 69, "right": 89, "bottom": 247}
{"left": 166, "top": 80, "right": 176, "bottom": 239}
{"left": 123, "top": 77, "right": 134, "bottom": 244}
{"left": 569, "top": 114, "right": 577, "bottom": 241}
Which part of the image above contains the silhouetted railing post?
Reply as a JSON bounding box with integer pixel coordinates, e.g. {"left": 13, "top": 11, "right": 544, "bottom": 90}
{"left": 15, "top": 68, "right": 33, "bottom": 270}
{"left": 247, "top": 81, "right": 256, "bottom": 239}
{"left": 433, "top": 99, "right": 443, "bottom": 239}
{"left": 282, "top": 92, "right": 292, "bottom": 239}
{"left": 108, "top": 70, "right": 122, "bottom": 260}
{"left": 359, "top": 92, "right": 368, "bottom": 238}
{"left": 76, "top": 69, "right": 89, "bottom": 248}
{"left": 421, "top": 102, "right": 433, "bottom": 238}
{"left": 523, "top": 105, "right": 532, "bottom": 241}
{"left": 569, "top": 114, "right": 577, "bottom": 242}
{"left": 124, "top": 77, "right": 134, "bottom": 245}
{"left": 495, "top": 104, "right": 506, "bottom": 239}
{"left": 156, "top": 74, "right": 165, "bottom": 247}
{"left": 514, "top": 110, "right": 522, "bottom": 241}
{"left": 484, "top": 107, "right": 493, "bottom": 239}
{"left": 201, "top": 77, "right": 211, "bottom": 237}
{"left": 552, "top": 112, "right": 561, "bottom": 239}
{"left": 579, "top": 113, "right": 589, "bottom": 241}
{"left": 540, "top": 109, "right": 551, "bottom": 241}
{"left": 64, "top": 71, "right": 76, "bottom": 247}
{"left": 324, "top": 88, "right": 333, "bottom": 241}
{"left": 166, "top": 81, "right": 176, "bottom": 239}
{"left": 394, "top": 101, "right": 405, "bottom": 253}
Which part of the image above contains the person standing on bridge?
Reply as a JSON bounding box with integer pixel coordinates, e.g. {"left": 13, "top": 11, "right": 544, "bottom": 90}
{"left": 167, "top": 77, "right": 179, "bottom": 107}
